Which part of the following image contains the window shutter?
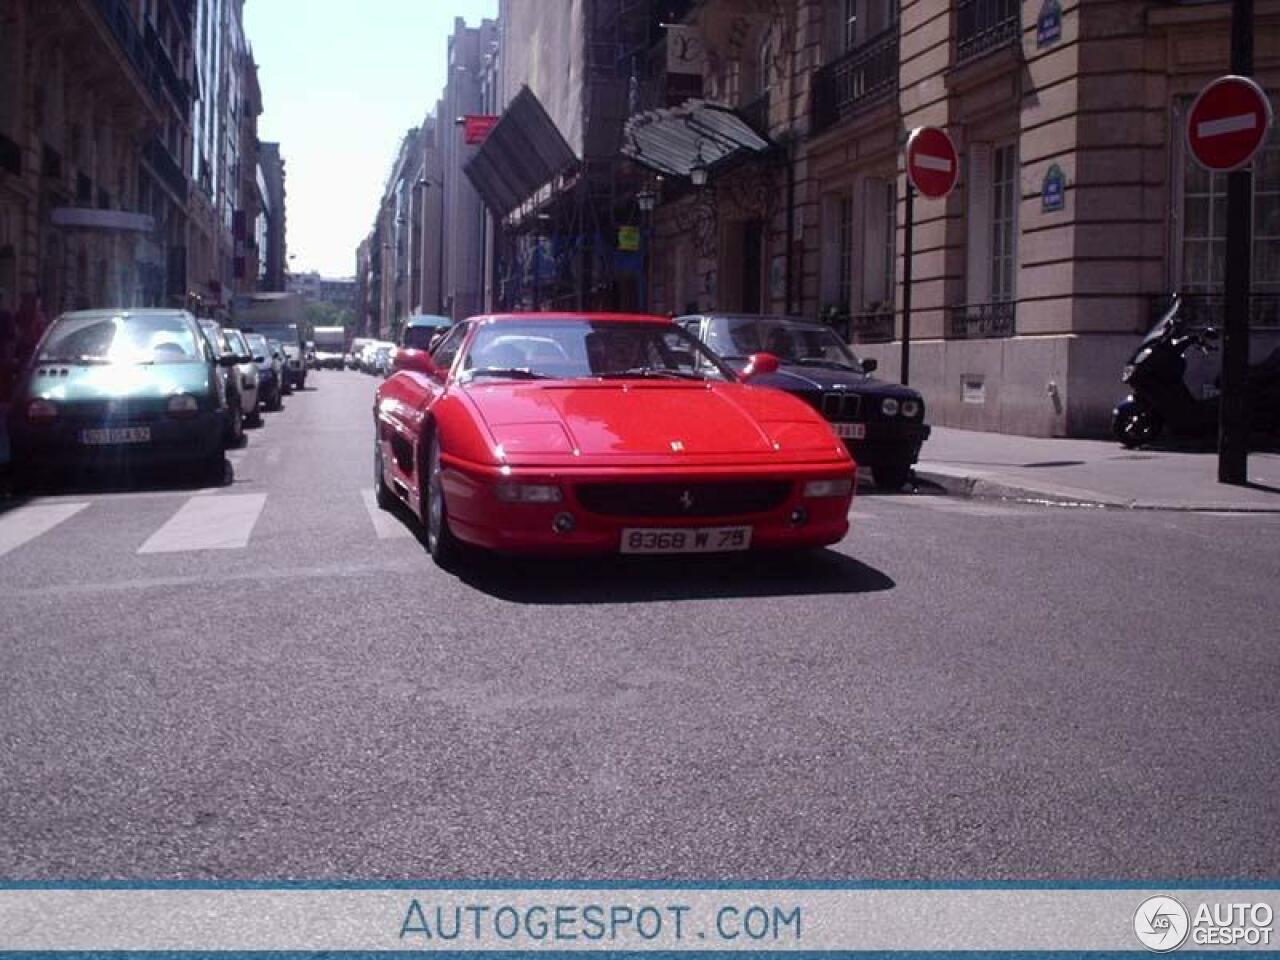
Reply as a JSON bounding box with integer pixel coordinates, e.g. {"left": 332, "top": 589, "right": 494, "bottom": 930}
{"left": 966, "top": 143, "right": 993, "bottom": 305}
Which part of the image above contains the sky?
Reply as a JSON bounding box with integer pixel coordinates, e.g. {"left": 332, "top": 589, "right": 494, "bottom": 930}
{"left": 244, "top": 0, "right": 500, "bottom": 279}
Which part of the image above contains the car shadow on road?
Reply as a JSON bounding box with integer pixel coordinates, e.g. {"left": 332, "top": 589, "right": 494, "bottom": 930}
{"left": 0, "top": 457, "right": 237, "bottom": 500}
{"left": 450, "top": 548, "right": 895, "bottom": 605}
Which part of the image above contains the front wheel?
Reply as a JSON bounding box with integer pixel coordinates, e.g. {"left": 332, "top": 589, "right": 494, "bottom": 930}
{"left": 225, "top": 400, "right": 244, "bottom": 447}
{"left": 374, "top": 437, "right": 395, "bottom": 509}
{"left": 1114, "top": 403, "right": 1163, "bottom": 448}
{"left": 422, "top": 431, "right": 462, "bottom": 568}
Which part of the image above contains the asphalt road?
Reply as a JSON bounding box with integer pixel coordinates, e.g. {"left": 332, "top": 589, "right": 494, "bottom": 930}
{"left": 1, "top": 370, "right": 1277, "bottom": 881}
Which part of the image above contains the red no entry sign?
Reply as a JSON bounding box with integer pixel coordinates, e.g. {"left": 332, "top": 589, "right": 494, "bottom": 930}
{"left": 1187, "top": 75, "right": 1273, "bottom": 172}
{"left": 906, "top": 126, "right": 959, "bottom": 199}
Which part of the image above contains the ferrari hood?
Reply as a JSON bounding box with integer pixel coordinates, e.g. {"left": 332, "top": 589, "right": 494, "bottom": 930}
{"left": 465, "top": 381, "right": 842, "bottom": 461}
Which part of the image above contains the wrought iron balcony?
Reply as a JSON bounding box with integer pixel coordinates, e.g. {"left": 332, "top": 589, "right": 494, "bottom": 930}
{"left": 1152, "top": 292, "right": 1280, "bottom": 331}
{"left": 90, "top": 0, "right": 166, "bottom": 108}
{"left": 812, "top": 28, "right": 899, "bottom": 135}
{"left": 955, "top": 0, "right": 1021, "bottom": 65}
{"left": 949, "top": 300, "right": 1016, "bottom": 338}
{"left": 142, "top": 135, "right": 188, "bottom": 203}
{"left": 146, "top": 24, "right": 189, "bottom": 115}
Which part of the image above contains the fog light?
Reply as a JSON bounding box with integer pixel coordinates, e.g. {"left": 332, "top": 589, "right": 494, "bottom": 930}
{"left": 496, "top": 482, "right": 563, "bottom": 504}
{"left": 27, "top": 399, "right": 58, "bottom": 422}
{"left": 552, "top": 512, "right": 576, "bottom": 534}
{"left": 788, "top": 506, "right": 809, "bottom": 527}
{"left": 167, "top": 394, "right": 199, "bottom": 417}
{"left": 803, "top": 477, "right": 854, "bottom": 498}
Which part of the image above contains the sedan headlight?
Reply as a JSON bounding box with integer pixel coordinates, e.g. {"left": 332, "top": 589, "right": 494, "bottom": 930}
{"left": 27, "top": 399, "right": 58, "bottom": 422}
{"left": 803, "top": 477, "right": 855, "bottom": 498}
{"left": 901, "top": 399, "right": 921, "bottom": 418}
{"left": 495, "top": 482, "right": 563, "bottom": 504}
{"left": 881, "top": 397, "right": 900, "bottom": 416}
{"left": 167, "top": 394, "right": 199, "bottom": 417}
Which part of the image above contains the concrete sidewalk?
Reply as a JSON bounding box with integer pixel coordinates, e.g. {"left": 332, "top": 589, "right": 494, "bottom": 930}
{"left": 914, "top": 426, "right": 1280, "bottom": 511}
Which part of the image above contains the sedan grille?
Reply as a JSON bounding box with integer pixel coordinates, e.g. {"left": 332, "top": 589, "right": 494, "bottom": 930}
{"left": 821, "top": 392, "right": 862, "bottom": 421}
{"left": 576, "top": 481, "right": 792, "bottom": 518}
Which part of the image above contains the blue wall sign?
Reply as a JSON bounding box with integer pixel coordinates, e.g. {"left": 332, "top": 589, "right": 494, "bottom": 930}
{"left": 1042, "top": 164, "right": 1066, "bottom": 212}
{"left": 1037, "top": 0, "right": 1062, "bottom": 47}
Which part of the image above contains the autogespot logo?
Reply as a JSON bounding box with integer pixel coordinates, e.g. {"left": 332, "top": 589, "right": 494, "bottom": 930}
{"left": 1134, "top": 896, "right": 1190, "bottom": 952}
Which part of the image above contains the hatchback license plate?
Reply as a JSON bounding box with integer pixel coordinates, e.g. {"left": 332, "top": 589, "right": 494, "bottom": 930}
{"left": 621, "top": 526, "right": 752, "bottom": 554}
{"left": 834, "top": 422, "right": 866, "bottom": 440}
{"left": 80, "top": 427, "right": 151, "bottom": 445}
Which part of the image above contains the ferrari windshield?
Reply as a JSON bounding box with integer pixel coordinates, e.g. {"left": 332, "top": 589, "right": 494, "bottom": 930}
{"left": 459, "top": 320, "right": 736, "bottom": 382}
{"left": 703, "top": 316, "right": 864, "bottom": 371}
{"left": 37, "top": 314, "right": 204, "bottom": 365}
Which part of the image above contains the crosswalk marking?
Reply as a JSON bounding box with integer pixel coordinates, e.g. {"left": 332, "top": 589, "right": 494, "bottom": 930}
{"left": 0, "top": 502, "right": 90, "bottom": 559}
{"left": 137, "top": 493, "right": 267, "bottom": 553}
{"left": 361, "top": 488, "right": 414, "bottom": 539}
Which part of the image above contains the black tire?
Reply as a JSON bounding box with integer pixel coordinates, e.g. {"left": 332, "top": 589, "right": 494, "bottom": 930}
{"left": 247, "top": 401, "right": 263, "bottom": 428}
{"left": 1115, "top": 407, "right": 1163, "bottom": 448}
{"left": 225, "top": 400, "right": 244, "bottom": 447}
{"left": 422, "top": 430, "right": 462, "bottom": 568}
{"left": 374, "top": 437, "right": 395, "bottom": 509}
{"left": 269, "top": 385, "right": 283, "bottom": 411}
{"left": 872, "top": 464, "right": 912, "bottom": 491}
{"left": 199, "top": 452, "right": 227, "bottom": 487}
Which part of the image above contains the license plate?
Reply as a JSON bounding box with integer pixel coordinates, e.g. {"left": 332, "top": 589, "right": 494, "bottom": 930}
{"left": 79, "top": 426, "right": 151, "bottom": 445}
{"left": 620, "top": 526, "right": 752, "bottom": 554}
{"left": 834, "top": 422, "right": 866, "bottom": 440}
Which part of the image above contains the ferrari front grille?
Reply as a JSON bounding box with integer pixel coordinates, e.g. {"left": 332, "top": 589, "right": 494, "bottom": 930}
{"left": 575, "top": 481, "right": 792, "bottom": 518}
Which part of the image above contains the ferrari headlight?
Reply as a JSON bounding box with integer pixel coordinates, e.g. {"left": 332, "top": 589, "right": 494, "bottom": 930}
{"left": 901, "top": 399, "right": 921, "bottom": 418}
{"left": 881, "top": 397, "right": 900, "bottom": 416}
{"left": 495, "top": 482, "right": 563, "bottom": 504}
{"left": 803, "top": 477, "right": 854, "bottom": 498}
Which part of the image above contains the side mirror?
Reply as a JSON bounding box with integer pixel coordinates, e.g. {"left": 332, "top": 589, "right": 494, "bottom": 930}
{"left": 862, "top": 358, "right": 878, "bottom": 373}
{"left": 217, "top": 354, "right": 239, "bottom": 368}
{"left": 237, "top": 353, "right": 253, "bottom": 365}
{"left": 254, "top": 355, "right": 266, "bottom": 363}
{"left": 392, "top": 347, "right": 441, "bottom": 379}
{"left": 741, "top": 352, "right": 780, "bottom": 380}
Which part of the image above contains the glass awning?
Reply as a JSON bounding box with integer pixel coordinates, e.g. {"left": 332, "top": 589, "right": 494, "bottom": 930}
{"left": 622, "top": 99, "right": 771, "bottom": 178}
{"left": 464, "top": 86, "right": 578, "bottom": 217}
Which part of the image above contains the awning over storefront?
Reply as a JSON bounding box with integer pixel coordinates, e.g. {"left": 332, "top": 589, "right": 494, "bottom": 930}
{"left": 464, "top": 86, "right": 577, "bottom": 217}
{"left": 50, "top": 208, "right": 156, "bottom": 232}
{"left": 622, "top": 99, "right": 771, "bottom": 179}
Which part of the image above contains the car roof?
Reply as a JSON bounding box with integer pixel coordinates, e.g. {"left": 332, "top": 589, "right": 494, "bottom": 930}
{"left": 473, "top": 312, "right": 674, "bottom": 325}
{"left": 58, "top": 309, "right": 195, "bottom": 322}
{"left": 682, "top": 313, "right": 824, "bottom": 330}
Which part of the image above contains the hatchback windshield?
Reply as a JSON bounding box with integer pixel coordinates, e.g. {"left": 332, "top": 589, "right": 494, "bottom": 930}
{"left": 245, "top": 333, "right": 269, "bottom": 357}
{"left": 37, "top": 314, "right": 203, "bottom": 365}
{"left": 459, "top": 320, "right": 735, "bottom": 382}
{"left": 703, "top": 317, "right": 864, "bottom": 372}
{"left": 403, "top": 325, "right": 447, "bottom": 350}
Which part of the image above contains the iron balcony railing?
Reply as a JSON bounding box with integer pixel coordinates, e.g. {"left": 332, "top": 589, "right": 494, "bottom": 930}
{"left": 91, "top": 0, "right": 166, "bottom": 108}
{"left": 1152, "top": 292, "right": 1280, "bottom": 331}
{"left": 829, "top": 310, "right": 896, "bottom": 345}
{"left": 142, "top": 135, "right": 188, "bottom": 203}
{"left": 812, "top": 27, "right": 899, "bottom": 134}
{"left": 146, "top": 24, "right": 189, "bottom": 114}
{"left": 955, "top": 0, "right": 1021, "bottom": 65}
{"left": 950, "top": 300, "right": 1017, "bottom": 338}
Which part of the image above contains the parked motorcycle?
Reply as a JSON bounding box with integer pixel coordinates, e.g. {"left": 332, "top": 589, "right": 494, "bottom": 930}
{"left": 1112, "top": 295, "right": 1280, "bottom": 448}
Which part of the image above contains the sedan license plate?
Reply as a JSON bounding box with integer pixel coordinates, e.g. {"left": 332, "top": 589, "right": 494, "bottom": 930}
{"left": 80, "top": 426, "right": 151, "bottom": 445}
{"left": 621, "top": 526, "right": 752, "bottom": 554}
{"left": 834, "top": 422, "right": 866, "bottom": 440}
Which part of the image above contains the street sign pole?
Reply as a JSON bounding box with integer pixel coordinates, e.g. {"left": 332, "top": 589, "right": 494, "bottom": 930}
{"left": 901, "top": 185, "right": 915, "bottom": 387}
{"left": 1220, "top": 0, "right": 1254, "bottom": 485}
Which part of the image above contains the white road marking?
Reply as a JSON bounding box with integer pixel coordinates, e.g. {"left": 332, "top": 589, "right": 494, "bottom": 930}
{"left": 882, "top": 496, "right": 1035, "bottom": 517}
{"left": 361, "top": 489, "right": 414, "bottom": 539}
{"left": 137, "top": 493, "right": 266, "bottom": 553}
{"left": 0, "top": 502, "right": 90, "bottom": 558}
{"left": 914, "top": 152, "right": 953, "bottom": 172}
{"left": 1198, "top": 113, "right": 1258, "bottom": 139}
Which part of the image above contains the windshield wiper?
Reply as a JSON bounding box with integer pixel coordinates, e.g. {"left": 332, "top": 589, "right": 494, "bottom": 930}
{"left": 598, "top": 367, "right": 705, "bottom": 381}
{"left": 461, "top": 366, "right": 550, "bottom": 381}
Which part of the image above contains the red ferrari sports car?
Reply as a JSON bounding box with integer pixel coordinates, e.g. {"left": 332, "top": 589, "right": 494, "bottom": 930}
{"left": 372, "top": 313, "right": 856, "bottom": 565}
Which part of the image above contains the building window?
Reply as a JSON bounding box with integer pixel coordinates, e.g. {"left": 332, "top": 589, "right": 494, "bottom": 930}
{"left": 862, "top": 177, "right": 896, "bottom": 309}
{"left": 991, "top": 142, "right": 1018, "bottom": 302}
{"left": 843, "top": 0, "right": 859, "bottom": 52}
{"left": 837, "top": 194, "right": 853, "bottom": 309}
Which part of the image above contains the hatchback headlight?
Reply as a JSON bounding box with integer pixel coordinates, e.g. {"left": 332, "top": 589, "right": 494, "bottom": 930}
{"left": 901, "top": 399, "right": 921, "bottom": 418}
{"left": 167, "top": 394, "right": 199, "bottom": 417}
{"left": 27, "top": 399, "right": 58, "bottom": 422}
{"left": 495, "top": 482, "right": 563, "bottom": 504}
{"left": 881, "top": 397, "right": 900, "bottom": 416}
{"left": 803, "top": 478, "right": 854, "bottom": 498}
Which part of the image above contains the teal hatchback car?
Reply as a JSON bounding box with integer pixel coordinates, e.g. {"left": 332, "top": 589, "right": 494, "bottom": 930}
{"left": 8, "top": 309, "right": 238, "bottom": 485}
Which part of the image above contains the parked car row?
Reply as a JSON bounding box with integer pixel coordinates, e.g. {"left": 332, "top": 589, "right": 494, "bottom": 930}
{"left": 7, "top": 308, "right": 307, "bottom": 488}
{"left": 373, "top": 311, "right": 930, "bottom": 569}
